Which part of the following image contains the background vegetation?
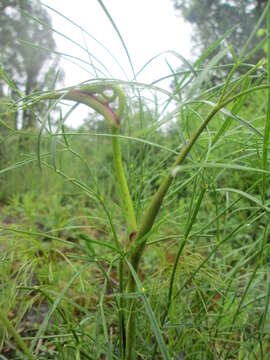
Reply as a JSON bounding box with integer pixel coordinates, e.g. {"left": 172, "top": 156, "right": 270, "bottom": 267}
{"left": 0, "top": 1, "right": 270, "bottom": 359}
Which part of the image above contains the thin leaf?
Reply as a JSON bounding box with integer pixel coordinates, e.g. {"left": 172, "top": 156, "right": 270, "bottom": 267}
{"left": 30, "top": 264, "right": 90, "bottom": 352}
{"left": 126, "top": 259, "right": 170, "bottom": 360}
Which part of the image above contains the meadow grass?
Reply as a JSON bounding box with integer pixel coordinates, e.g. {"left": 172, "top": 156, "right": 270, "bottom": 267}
{"left": 0, "top": 1, "right": 270, "bottom": 359}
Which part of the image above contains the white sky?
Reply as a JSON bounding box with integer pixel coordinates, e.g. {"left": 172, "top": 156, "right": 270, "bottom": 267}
{"left": 41, "top": 0, "right": 192, "bottom": 126}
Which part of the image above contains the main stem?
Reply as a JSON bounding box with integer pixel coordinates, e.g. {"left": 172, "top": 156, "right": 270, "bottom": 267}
{"left": 111, "top": 127, "right": 137, "bottom": 235}
{"left": 110, "top": 126, "right": 137, "bottom": 358}
{"left": 36, "top": 83, "right": 137, "bottom": 358}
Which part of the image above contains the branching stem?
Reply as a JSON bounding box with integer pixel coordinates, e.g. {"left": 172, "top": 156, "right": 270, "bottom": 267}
{"left": 33, "top": 80, "right": 269, "bottom": 360}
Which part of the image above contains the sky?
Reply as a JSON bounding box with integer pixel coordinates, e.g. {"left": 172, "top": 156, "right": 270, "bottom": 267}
{"left": 41, "top": 0, "right": 192, "bottom": 126}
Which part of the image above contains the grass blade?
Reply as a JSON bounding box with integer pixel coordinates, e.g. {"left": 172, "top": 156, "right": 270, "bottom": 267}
{"left": 0, "top": 312, "right": 35, "bottom": 360}
{"left": 126, "top": 259, "right": 170, "bottom": 360}
{"left": 262, "top": 3, "right": 270, "bottom": 201}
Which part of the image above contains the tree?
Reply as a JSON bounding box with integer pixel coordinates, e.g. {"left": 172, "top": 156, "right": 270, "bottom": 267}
{"left": 0, "top": 0, "right": 61, "bottom": 128}
{"left": 173, "top": 0, "right": 267, "bottom": 64}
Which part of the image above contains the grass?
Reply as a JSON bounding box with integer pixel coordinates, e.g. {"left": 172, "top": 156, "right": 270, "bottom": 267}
{"left": 0, "top": 1, "right": 270, "bottom": 359}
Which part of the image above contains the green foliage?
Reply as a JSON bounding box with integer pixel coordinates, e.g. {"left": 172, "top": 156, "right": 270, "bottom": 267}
{"left": 1, "top": 2, "right": 270, "bottom": 360}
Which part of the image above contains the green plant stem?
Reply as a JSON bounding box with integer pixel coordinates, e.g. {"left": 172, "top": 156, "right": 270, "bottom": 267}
{"left": 111, "top": 126, "right": 137, "bottom": 235}
{"left": 151, "top": 186, "right": 206, "bottom": 358}
{"left": 167, "top": 187, "right": 206, "bottom": 309}
{"left": 111, "top": 126, "right": 137, "bottom": 358}
{"left": 0, "top": 311, "right": 35, "bottom": 360}
{"left": 125, "top": 100, "right": 227, "bottom": 359}
{"left": 129, "top": 105, "right": 220, "bottom": 270}
{"left": 31, "top": 80, "right": 270, "bottom": 359}
{"left": 127, "top": 80, "right": 270, "bottom": 273}
{"left": 37, "top": 83, "right": 135, "bottom": 357}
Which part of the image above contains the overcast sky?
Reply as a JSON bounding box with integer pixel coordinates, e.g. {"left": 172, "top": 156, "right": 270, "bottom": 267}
{"left": 41, "top": 0, "right": 192, "bottom": 126}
